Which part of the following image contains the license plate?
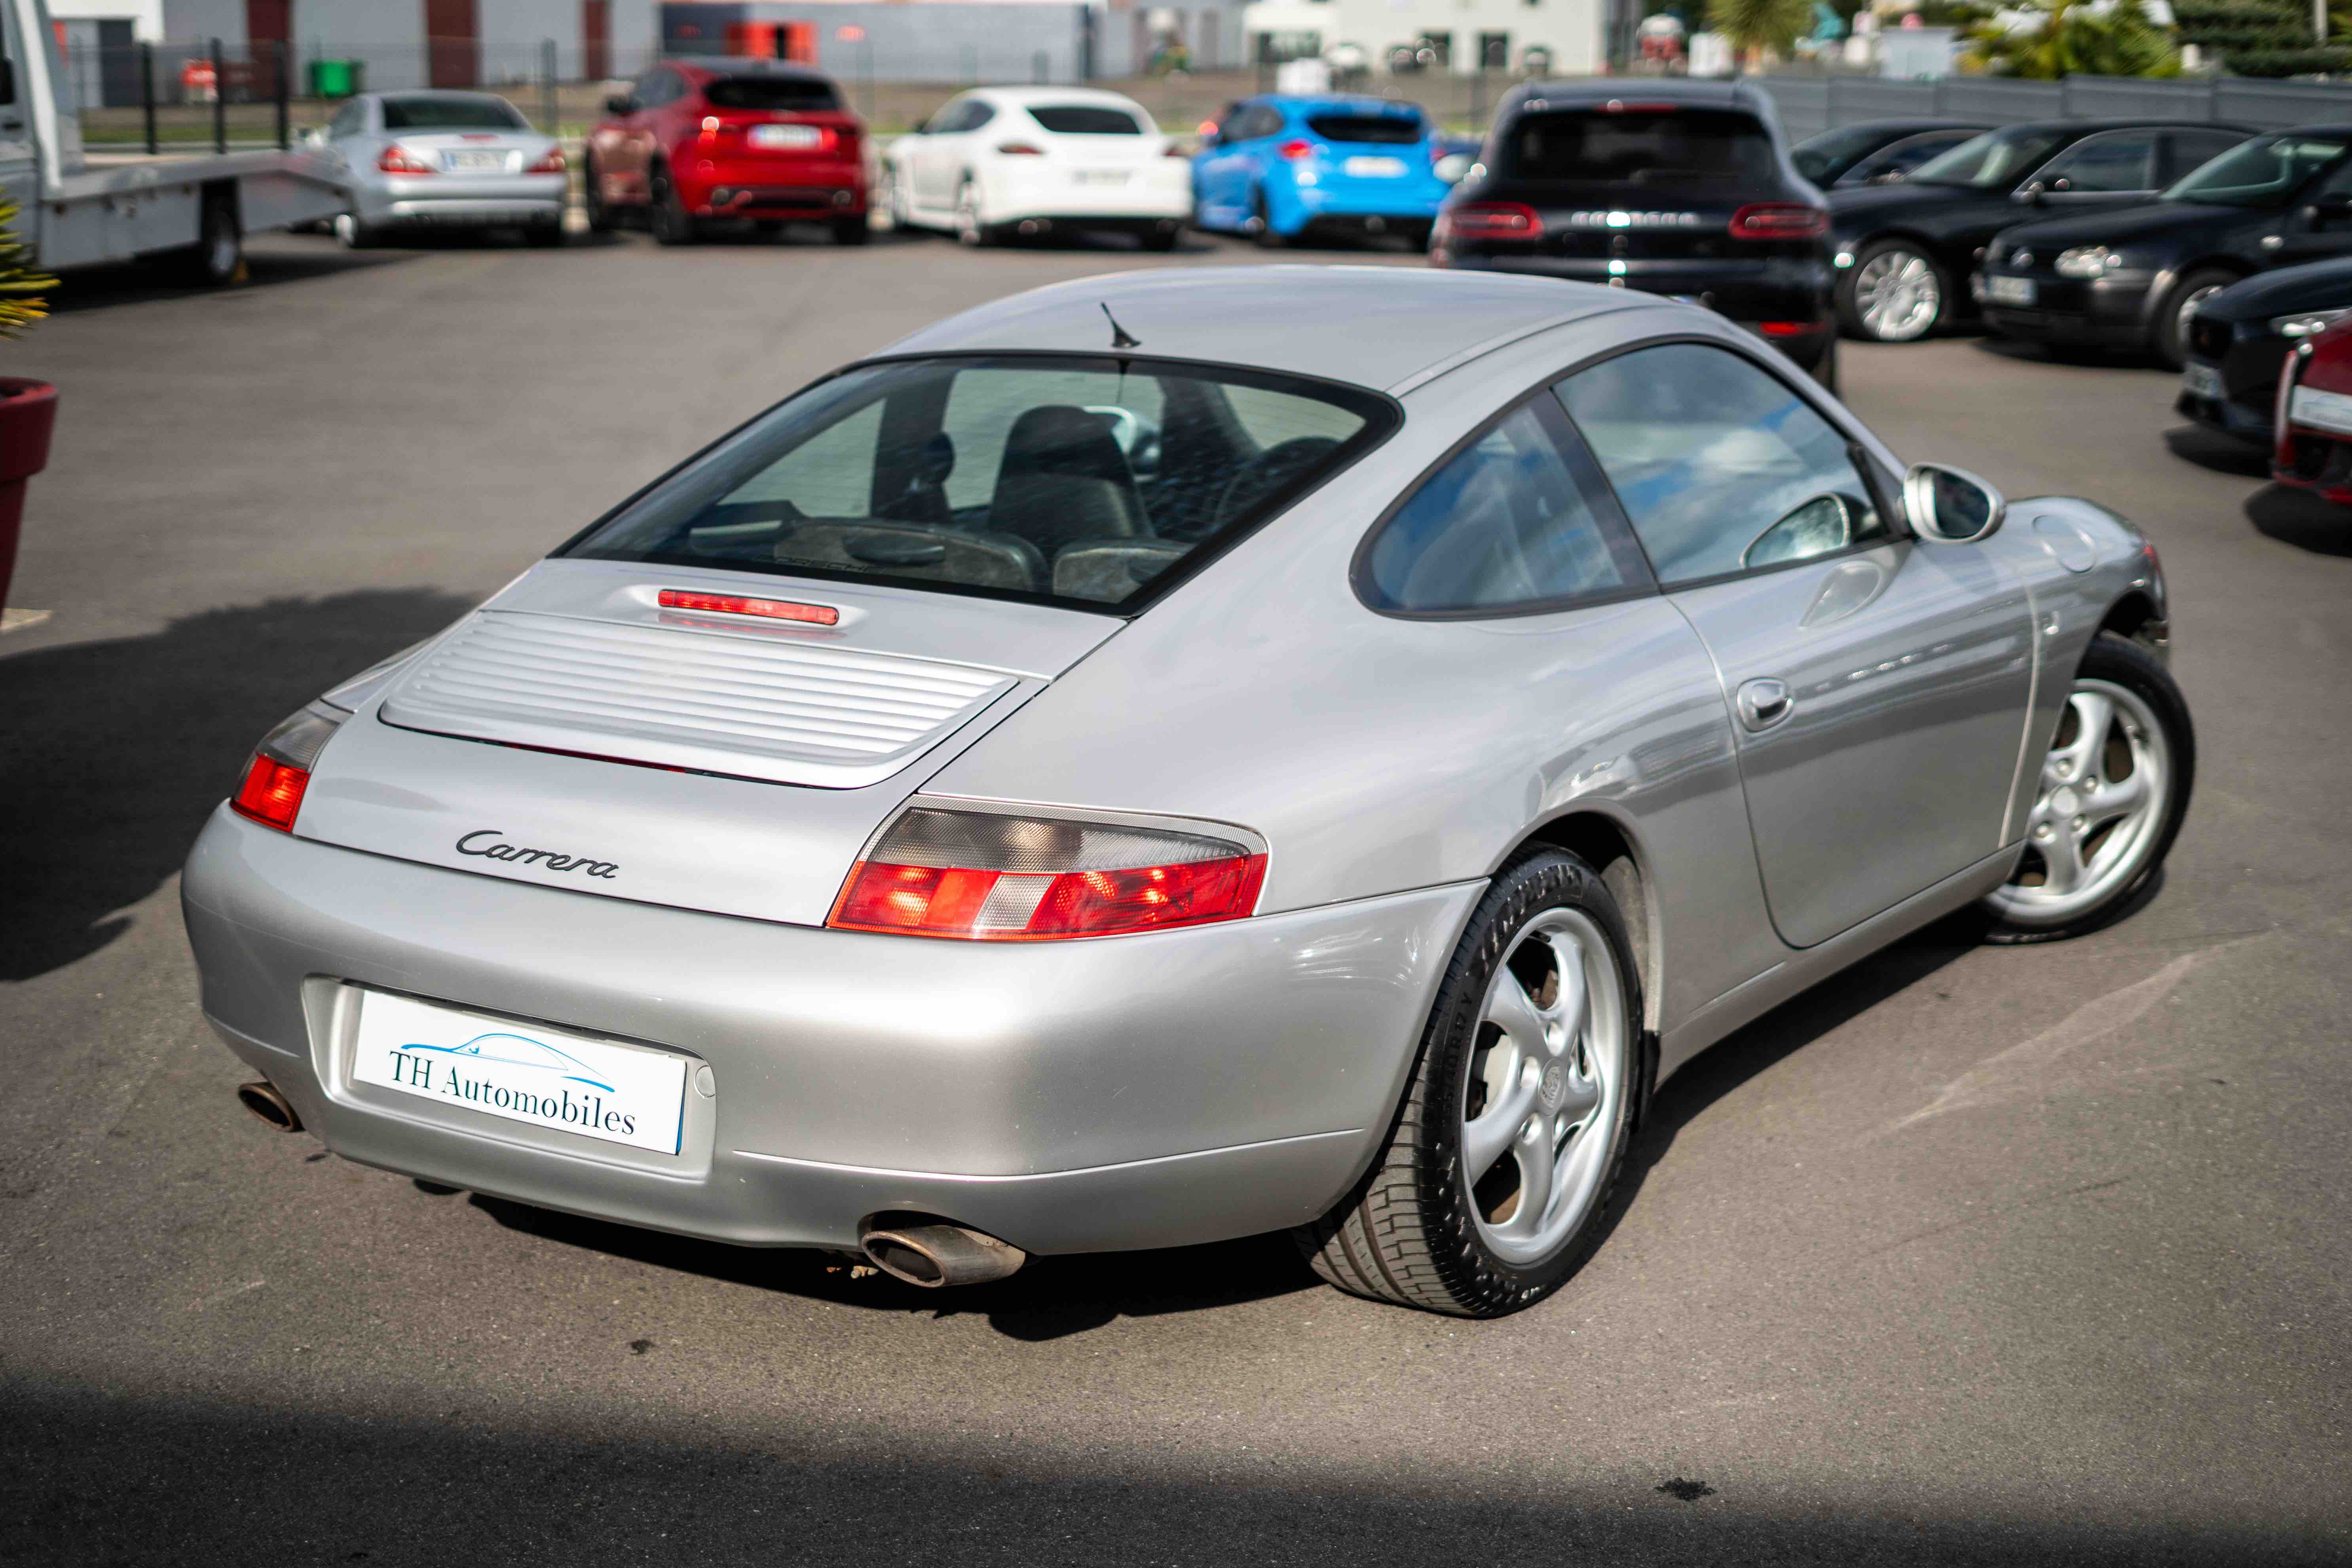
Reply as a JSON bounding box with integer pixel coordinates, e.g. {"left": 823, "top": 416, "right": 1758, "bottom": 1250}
{"left": 1344, "top": 156, "right": 1408, "bottom": 178}
{"left": 2182, "top": 361, "right": 2224, "bottom": 400}
{"left": 750, "top": 123, "right": 823, "bottom": 150}
{"left": 1074, "top": 169, "right": 1130, "bottom": 186}
{"left": 1989, "top": 275, "right": 2036, "bottom": 307}
{"left": 352, "top": 989, "right": 689, "bottom": 1155}
{"left": 442, "top": 150, "right": 507, "bottom": 172}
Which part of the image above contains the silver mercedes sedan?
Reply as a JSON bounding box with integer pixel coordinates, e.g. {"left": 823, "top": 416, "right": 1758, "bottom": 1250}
{"left": 308, "top": 90, "right": 568, "bottom": 248}
{"left": 183, "top": 268, "right": 2191, "bottom": 1317}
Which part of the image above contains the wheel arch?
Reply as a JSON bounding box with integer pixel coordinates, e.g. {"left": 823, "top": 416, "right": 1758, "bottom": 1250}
{"left": 2097, "top": 587, "right": 2168, "bottom": 655}
{"left": 2139, "top": 254, "right": 2253, "bottom": 336}
{"left": 1498, "top": 809, "right": 1661, "bottom": 1037}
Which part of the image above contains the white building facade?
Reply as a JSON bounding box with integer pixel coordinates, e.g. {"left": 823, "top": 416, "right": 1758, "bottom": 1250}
{"left": 1238, "top": 0, "right": 1607, "bottom": 76}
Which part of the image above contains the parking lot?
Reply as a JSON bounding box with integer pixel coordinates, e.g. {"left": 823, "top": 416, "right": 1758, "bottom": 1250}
{"left": 2, "top": 224, "right": 2347, "bottom": 1565}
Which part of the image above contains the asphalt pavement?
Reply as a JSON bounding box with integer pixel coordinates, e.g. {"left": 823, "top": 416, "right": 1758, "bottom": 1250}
{"left": 2, "top": 224, "right": 2346, "bottom": 1567}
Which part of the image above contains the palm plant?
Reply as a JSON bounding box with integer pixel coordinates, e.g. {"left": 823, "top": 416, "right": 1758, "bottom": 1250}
{"left": 0, "top": 197, "right": 51, "bottom": 340}
{"left": 1961, "top": 0, "right": 2183, "bottom": 77}
{"left": 1707, "top": 0, "right": 1818, "bottom": 68}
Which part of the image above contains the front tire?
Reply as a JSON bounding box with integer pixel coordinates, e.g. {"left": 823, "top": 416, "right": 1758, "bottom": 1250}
{"left": 1839, "top": 238, "right": 1947, "bottom": 343}
{"left": 2155, "top": 268, "right": 2236, "bottom": 371}
{"left": 1982, "top": 631, "right": 2194, "bottom": 943}
{"left": 1295, "top": 850, "right": 1645, "bottom": 1317}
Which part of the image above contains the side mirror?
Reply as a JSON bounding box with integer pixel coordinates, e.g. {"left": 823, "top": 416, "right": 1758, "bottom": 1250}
{"left": 1433, "top": 152, "right": 1472, "bottom": 184}
{"left": 1743, "top": 493, "right": 1858, "bottom": 569}
{"left": 604, "top": 94, "right": 636, "bottom": 117}
{"left": 1904, "top": 463, "right": 2005, "bottom": 543}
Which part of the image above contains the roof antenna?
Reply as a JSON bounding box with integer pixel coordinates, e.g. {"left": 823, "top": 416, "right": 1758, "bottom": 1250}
{"left": 1101, "top": 302, "right": 1142, "bottom": 350}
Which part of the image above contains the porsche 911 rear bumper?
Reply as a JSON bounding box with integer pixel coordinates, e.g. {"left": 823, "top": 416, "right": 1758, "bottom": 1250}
{"left": 183, "top": 806, "right": 1478, "bottom": 1255}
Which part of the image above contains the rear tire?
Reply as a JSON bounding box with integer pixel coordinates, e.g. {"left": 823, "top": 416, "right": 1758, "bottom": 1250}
{"left": 1981, "top": 631, "right": 2194, "bottom": 944}
{"left": 2155, "top": 268, "right": 2236, "bottom": 371}
{"left": 833, "top": 212, "right": 870, "bottom": 246}
{"left": 1139, "top": 226, "right": 1179, "bottom": 252}
{"left": 1811, "top": 332, "right": 1840, "bottom": 397}
{"left": 1838, "top": 238, "right": 1947, "bottom": 343}
{"left": 649, "top": 165, "right": 698, "bottom": 247}
{"left": 332, "top": 211, "right": 381, "bottom": 251}
{"left": 583, "top": 156, "right": 615, "bottom": 234}
{"left": 523, "top": 222, "right": 563, "bottom": 248}
{"left": 179, "top": 196, "right": 243, "bottom": 283}
{"left": 1253, "top": 190, "right": 1288, "bottom": 249}
{"left": 1294, "top": 849, "right": 1646, "bottom": 1317}
{"left": 953, "top": 177, "right": 993, "bottom": 248}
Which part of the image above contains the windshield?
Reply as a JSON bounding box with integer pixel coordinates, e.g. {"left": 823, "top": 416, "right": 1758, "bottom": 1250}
{"left": 563, "top": 357, "right": 1392, "bottom": 611}
{"left": 1909, "top": 128, "right": 2066, "bottom": 189}
{"left": 2164, "top": 133, "right": 2350, "bottom": 207}
{"left": 1028, "top": 105, "right": 1146, "bottom": 135}
{"left": 1306, "top": 113, "right": 1426, "bottom": 145}
{"left": 1503, "top": 108, "right": 1777, "bottom": 184}
{"left": 704, "top": 76, "right": 840, "bottom": 112}
{"left": 380, "top": 95, "right": 527, "bottom": 131}
{"left": 1792, "top": 124, "right": 1893, "bottom": 183}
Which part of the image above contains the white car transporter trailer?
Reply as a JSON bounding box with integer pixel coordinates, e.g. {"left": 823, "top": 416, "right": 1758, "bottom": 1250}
{"left": 2, "top": 0, "right": 344, "bottom": 284}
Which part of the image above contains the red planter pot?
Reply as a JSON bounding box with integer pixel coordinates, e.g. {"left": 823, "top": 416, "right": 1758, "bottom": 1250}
{"left": 0, "top": 377, "right": 57, "bottom": 613}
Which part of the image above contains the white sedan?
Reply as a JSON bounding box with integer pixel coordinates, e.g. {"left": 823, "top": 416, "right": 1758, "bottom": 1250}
{"left": 881, "top": 87, "right": 1190, "bottom": 249}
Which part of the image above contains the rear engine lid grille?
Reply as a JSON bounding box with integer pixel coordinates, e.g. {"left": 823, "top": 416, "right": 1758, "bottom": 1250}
{"left": 379, "top": 610, "right": 1018, "bottom": 788}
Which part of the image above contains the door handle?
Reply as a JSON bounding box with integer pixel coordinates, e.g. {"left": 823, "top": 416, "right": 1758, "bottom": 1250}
{"left": 1737, "top": 678, "right": 1793, "bottom": 733}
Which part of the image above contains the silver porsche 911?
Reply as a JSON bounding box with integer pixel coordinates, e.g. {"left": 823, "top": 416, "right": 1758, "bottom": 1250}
{"left": 184, "top": 267, "right": 2192, "bottom": 1317}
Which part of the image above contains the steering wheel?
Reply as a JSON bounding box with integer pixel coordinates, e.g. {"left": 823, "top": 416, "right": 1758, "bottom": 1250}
{"left": 1208, "top": 437, "right": 1343, "bottom": 533}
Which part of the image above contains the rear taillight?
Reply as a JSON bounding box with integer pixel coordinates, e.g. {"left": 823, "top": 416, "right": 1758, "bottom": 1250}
{"left": 996, "top": 141, "right": 1046, "bottom": 156}
{"left": 526, "top": 147, "right": 566, "bottom": 174}
{"left": 1729, "top": 203, "right": 1828, "bottom": 241}
{"left": 1277, "top": 139, "right": 1317, "bottom": 161}
{"left": 1162, "top": 142, "right": 1191, "bottom": 158}
{"left": 1440, "top": 202, "right": 1543, "bottom": 241}
{"left": 829, "top": 804, "right": 1268, "bottom": 942}
{"left": 230, "top": 702, "right": 346, "bottom": 833}
{"left": 378, "top": 144, "right": 436, "bottom": 175}
{"left": 1756, "top": 321, "right": 1819, "bottom": 338}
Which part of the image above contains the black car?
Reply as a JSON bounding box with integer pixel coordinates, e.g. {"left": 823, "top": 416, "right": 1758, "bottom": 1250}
{"left": 1433, "top": 78, "right": 1838, "bottom": 385}
{"left": 1982, "top": 125, "right": 2352, "bottom": 369}
{"left": 1791, "top": 118, "right": 1989, "bottom": 189}
{"left": 1830, "top": 119, "right": 2254, "bottom": 344}
{"left": 2173, "top": 258, "right": 2352, "bottom": 441}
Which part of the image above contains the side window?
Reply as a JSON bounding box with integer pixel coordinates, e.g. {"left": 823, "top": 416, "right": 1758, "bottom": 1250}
{"left": 1556, "top": 343, "right": 1887, "bottom": 586}
{"left": 930, "top": 100, "right": 971, "bottom": 133}
{"left": 328, "top": 101, "right": 362, "bottom": 139}
{"left": 965, "top": 102, "right": 997, "bottom": 132}
{"left": 2037, "top": 131, "right": 2158, "bottom": 193}
{"left": 1360, "top": 400, "right": 1646, "bottom": 613}
{"left": 2309, "top": 152, "right": 2352, "bottom": 200}
{"left": 1858, "top": 130, "right": 1973, "bottom": 182}
{"left": 2164, "top": 130, "right": 2244, "bottom": 184}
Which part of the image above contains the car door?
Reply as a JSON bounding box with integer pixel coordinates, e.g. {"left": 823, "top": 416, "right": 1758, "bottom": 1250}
{"left": 2272, "top": 155, "right": 2352, "bottom": 268}
{"left": 915, "top": 98, "right": 978, "bottom": 209}
{"left": 2019, "top": 127, "right": 2162, "bottom": 211}
{"left": 1200, "top": 102, "right": 1269, "bottom": 220}
{"left": 2162, "top": 127, "right": 2251, "bottom": 187}
{"left": 1555, "top": 340, "right": 2037, "bottom": 949}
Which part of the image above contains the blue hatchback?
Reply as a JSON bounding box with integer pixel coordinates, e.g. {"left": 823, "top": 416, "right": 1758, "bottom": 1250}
{"left": 1192, "top": 95, "right": 1451, "bottom": 245}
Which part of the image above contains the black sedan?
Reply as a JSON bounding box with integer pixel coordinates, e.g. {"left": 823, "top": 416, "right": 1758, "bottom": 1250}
{"left": 1790, "top": 118, "right": 1988, "bottom": 189}
{"left": 2174, "top": 258, "right": 2352, "bottom": 441}
{"left": 1830, "top": 119, "right": 2254, "bottom": 343}
{"left": 1433, "top": 78, "right": 1838, "bottom": 385}
{"left": 1981, "top": 125, "right": 2352, "bottom": 368}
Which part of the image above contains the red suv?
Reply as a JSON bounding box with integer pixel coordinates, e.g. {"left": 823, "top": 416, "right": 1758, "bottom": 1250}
{"left": 585, "top": 58, "right": 868, "bottom": 245}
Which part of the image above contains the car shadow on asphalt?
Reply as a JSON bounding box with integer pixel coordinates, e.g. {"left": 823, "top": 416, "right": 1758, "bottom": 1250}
{"left": 46, "top": 245, "right": 420, "bottom": 314}
{"left": 0, "top": 588, "right": 477, "bottom": 981}
{"left": 2244, "top": 483, "right": 2352, "bottom": 556}
{"left": 2163, "top": 424, "right": 2270, "bottom": 478}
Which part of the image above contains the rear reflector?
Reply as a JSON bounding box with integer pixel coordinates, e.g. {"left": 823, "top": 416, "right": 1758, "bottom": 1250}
{"left": 657, "top": 588, "right": 839, "bottom": 626}
{"left": 996, "top": 142, "right": 1046, "bottom": 156}
{"left": 377, "top": 144, "right": 436, "bottom": 175}
{"left": 1440, "top": 201, "right": 1543, "bottom": 240}
{"left": 526, "top": 147, "right": 567, "bottom": 174}
{"left": 1757, "top": 321, "right": 1818, "bottom": 338}
{"left": 1729, "top": 203, "right": 1828, "bottom": 241}
{"left": 829, "top": 804, "right": 1267, "bottom": 940}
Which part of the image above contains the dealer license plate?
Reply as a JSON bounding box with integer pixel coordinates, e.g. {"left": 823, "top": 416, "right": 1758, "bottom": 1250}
{"left": 1074, "top": 169, "right": 1130, "bottom": 186}
{"left": 351, "top": 989, "right": 689, "bottom": 1155}
{"left": 1989, "top": 275, "right": 2036, "bottom": 307}
{"left": 750, "top": 123, "right": 824, "bottom": 150}
{"left": 442, "top": 150, "right": 508, "bottom": 172}
{"left": 2182, "top": 361, "right": 2224, "bottom": 400}
{"left": 1344, "top": 156, "right": 1408, "bottom": 178}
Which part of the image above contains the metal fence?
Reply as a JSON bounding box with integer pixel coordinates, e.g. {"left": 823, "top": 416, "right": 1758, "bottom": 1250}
{"left": 1755, "top": 71, "right": 2352, "bottom": 141}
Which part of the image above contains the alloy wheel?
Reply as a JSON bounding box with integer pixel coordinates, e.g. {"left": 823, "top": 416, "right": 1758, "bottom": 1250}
{"left": 1853, "top": 248, "right": 1941, "bottom": 341}
{"left": 1986, "top": 677, "right": 2172, "bottom": 925}
{"left": 1460, "top": 908, "right": 1630, "bottom": 1266}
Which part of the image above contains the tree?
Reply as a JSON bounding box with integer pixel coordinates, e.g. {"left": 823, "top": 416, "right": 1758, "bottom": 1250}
{"left": 0, "top": 198, "right": 49, "bottom": 340}
{"left": 1706, "top": 0, "right": 1817, "bottom": 67}
{"left": 1961, "top": 0, "right": 2183, "bottom": 77}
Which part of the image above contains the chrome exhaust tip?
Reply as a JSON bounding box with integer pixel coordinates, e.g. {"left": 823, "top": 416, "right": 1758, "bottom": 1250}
{"left": 858, "top": 1221, "right": 1026, "bottom": 1288}
{"left": 235, "top": 1080, "right": 302, "bottom": 1133}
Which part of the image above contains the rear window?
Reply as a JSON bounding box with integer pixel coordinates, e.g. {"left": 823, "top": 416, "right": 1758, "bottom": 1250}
{"left": 704, "top": 76, "right": 840, "bottom": 112}
{"left": 380, "top": 95, "right": 526, "bottom": 131}
{"left": 1029, "top": 105, "right": 1145, "bottom": 135}
{"left": 1306, "top": 113, "right": 1425, "bottom": 146}
{"left": 564, "top": 357, "right": 1393, "bottom": 611}
{"left": 1503, "top": 108, "right": 1777, "bottom": 184}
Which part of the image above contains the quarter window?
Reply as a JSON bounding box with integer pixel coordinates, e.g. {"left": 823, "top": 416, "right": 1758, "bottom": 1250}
{"left": 1360, "top": 401, "right": 1644, "bottom": 613}
{"left": 1555, "top": 343, "right": 1887, "bottom": 585}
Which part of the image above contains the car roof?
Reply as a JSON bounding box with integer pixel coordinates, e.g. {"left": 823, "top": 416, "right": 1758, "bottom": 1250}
{"left": 1256, "top": 95, "right": 1427, "bottom": 113}
{"left": 876, "top": 266, "right": 1640, "bottom": 393}
{"left": 1992, "top": 116, "right": 2260, "bottom": 134}
{"left": 1507, "top": 78, "right": 1775, "bottom": 112}
{"left": 662, "top": 57, "right": 835, "bottom": 80}
{"left": 969, "top": 86, "right": 1147, "bottom": 107}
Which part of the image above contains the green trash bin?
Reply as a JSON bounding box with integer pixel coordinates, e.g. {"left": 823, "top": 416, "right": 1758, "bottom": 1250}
{"left": 308, "top": 59, "right": 364, "bottom": 99}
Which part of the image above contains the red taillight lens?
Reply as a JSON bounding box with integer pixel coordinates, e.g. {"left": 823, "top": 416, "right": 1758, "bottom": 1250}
{"left": 1756, "top": 321, "right": 1818, "bottom": 338}
{"left": 1277, "top": 139, "right": 1317, "bottom": 161}
{"left": 828, "top": 805, "right": 1268, "bottom": 941}
{"left": 526, "top": 146, "right": 567, "bottom": 174}
{"left": 378, "top": 143, "right": 436, "bottom": 175}
{"left": 229, "top": 702, "right": 346, "bottom": 833}
{"left": 1441, "top": 201, "right": 1543, "bottom": 240}
{"left": 1162, "top": 142, "right": 1191, "bottom": 158}
{"left": 996, "top": 141, "right": 1046, "bottom": 156}
{"left": 657, "top": 588, "right": 839, "bottom": 625}
{"left": 1729, "top": 203, "right": 1828, "bottom": 241}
